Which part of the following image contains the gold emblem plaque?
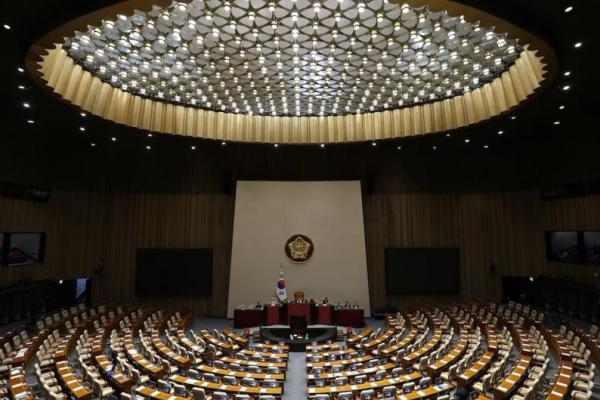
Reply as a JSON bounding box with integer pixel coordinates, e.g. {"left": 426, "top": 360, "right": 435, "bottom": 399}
{"left": 285, "top": 235, "right": 314, "bottom": 264}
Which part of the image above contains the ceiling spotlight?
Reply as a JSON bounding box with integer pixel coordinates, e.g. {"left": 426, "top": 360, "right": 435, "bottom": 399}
{"left": 79, "top": 126, "right": 86, "bottom": 132}
{"left": 221, "top": 141, "right": 226, "bottom": 146}
{"left": 111, "top": 137, "right": 116, "bottom": 142}
{"left": 320, "top": 143, "right": 325, "bottom": 148}
{"left": 465, "top": 139, "right": 470, "bottom": 143}
{"left": 574, "top": 42, "right": 582, "bottom": 48}
{"left": 22, "top": 102, "right": 30, "bottom": 108}
{"left": 3, "top": 24, "right": 10, "bottom": 30}
{"left": 497, "top": 130, "right": 504, "bottom": 135}
{"left": 562, "top": 85, "right": 571, "bottom": 91}
{"left": 563, "top": 71, "right": 571, "bottom": 77}
{"left": 371, "top": 142, "right": 377, "bottom": 147}
{"left": 147, "top": 133, "right": 153, "bottom": 138}
{"left": 559, "top": 105, "right": 566, "bottom": 110}
{"left": 510, "top": 116, "right": 517, "bottom": 120}
{"left": 145, "top": 145, "right": 151, "bottom": 150}
{"left": 90, "top": 142, "right": 96, "bottom": 147}
{"left": 445, "top": 133, "right": 451, "bottom": 137}
{"left": 553, "top": 121, "right": 561, "bottom": 125}
{"left": 483, "top": 144, "right": 489, "bottom": 149}
{"left": 564, "top": 6, "right": 573, "bottom": 13}
{"left": 432, "top": 146, "right": 437, "bottom": 150}
{"left": 396, "top": 145, "right": 402, "bottom": 150}
{"left": 26, "top": 119, "right": 34, "bottom": 124}
{"left": 17, "top": 85, "right": 25, "bottom": 90}
{"left": 80, "top": 112, "right": 87, "bottom": 117}
{"left": 191, "top": 145, "right": 196, "bottom": 150}
{"left": 273, "top": 143, "right": 279, "bottom": 148}
{"left": 17, "top": 67, "right": 24, "bottom": 73}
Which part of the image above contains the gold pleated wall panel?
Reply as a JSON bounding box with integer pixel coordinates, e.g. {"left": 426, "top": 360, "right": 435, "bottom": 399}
{"left": 39, "top": 45, "right": 546, "bottom": 144}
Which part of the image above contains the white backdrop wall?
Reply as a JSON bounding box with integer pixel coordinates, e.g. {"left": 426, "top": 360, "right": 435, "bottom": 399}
{"left": 227, "top": 181, "right": 371, "bottom": 318}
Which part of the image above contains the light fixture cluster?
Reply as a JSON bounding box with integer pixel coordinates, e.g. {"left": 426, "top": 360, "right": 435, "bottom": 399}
{"left": 63, "top": 0, "right": 522, "bottom": 117}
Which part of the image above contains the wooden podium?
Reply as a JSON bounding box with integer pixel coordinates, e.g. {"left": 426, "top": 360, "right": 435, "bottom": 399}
{"left": 287, "top": 302, "right": 311, "bottom": 325}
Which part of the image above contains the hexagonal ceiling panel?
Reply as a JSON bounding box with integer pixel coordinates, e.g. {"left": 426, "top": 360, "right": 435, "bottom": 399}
{"left": 63, "top": 0, "right": 522, "bottom": 117}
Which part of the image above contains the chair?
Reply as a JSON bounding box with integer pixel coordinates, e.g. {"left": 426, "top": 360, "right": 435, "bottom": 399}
{"left": 191, "top": 388, "right": 206, "bottom": 400}
{"left": 382, "top": 386, "right": 397, "bottom": 399}
{"left": 212, "top": 391, "right": 228, "bottom": 400}
{"left": 334, "top": 376, "right": 348, "bottom": 386}
{"left": 359, "top": 389, "right": 375, "bottom": 399}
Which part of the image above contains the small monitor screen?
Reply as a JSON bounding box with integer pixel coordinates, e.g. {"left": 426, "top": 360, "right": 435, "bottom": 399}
{"left": 546, "top": 231, "right": 581, "bottom": 263}
{"left": 583, "top": 231, "right": 600, "bottom": 265}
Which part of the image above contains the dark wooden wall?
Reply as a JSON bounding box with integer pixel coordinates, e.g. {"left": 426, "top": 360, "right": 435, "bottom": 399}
{"left": 3, "top": 187, "right": 600, "bottom": 316}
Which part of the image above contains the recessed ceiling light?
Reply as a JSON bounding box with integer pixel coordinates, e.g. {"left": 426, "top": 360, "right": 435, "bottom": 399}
{"left": 396, "top": 145, "right": 402, "bottom": 150}
{"left": 320, "top": 143, "right": 325, "bottom": 148}
{"left": 497, "top": 130, "right": 504, "bottom": 135}
{"left": 563, "top": 71, "right": 571, "bottom": 77}
{"left": 17, "top": 85, "right": 25, "bottom": 90}
{"left": 17, "top": 67, "right": 24, "bottom": 73}
{"left": 147, "top": 133, "right": 153, "bottom": 138}
{"left": 432, "top": 146, "right": 437, "bottom": 150}
{"left": 79, "top": 126, "right": 86, "bottom": 132}
{"left": 445, "top": 133, "right": 451, "bottom": 137}
{"left": 111, "top": 137, "right": 116, "bottom": 142}
{"left": 90, "top": 142, "right": 96, "bottom": 147}
{"left": 26, "top": 119, "right": 34, "bottom": 124}
{"left": 273, "top": 143, "right": 279, "bottom": 148}
{"left": 553, "top": 121, "right": 561, "bottom": 125}
{"left": 559, "top": 105, "right": 566, "bottom": 110}
{"left": 510, "top": 116, "right": 517, "bottom": 120}
{"left": 80, "top": 112, "right": 87, "bottom": 117}
{"left": 371, "top": 142, "right": 377, "bottom": 147}
{"left": 221, "top": 141, "right": 226, "bottom": 146}
{"left": 191, "top": 145, "right": 196, "bottom": 150}
{"left": 22, "top": 102, "right": 30, "bottom": 108}
{"left": 483, "top": 144, "right": 489, "bottom": 149}
{"left": 465, "top": 139, "right": 470, "bottom": 143}
{"left": 574, "top": 42, "right": 582, "bottom": 48}
{"left": 562, "top": 85, "right": 571, "bottom": 91}
{"left": 145, "top": 145, "right": 151, "bottom": 150}
{"left": 564, "top": 6, "right": 573, "bottom": 13}
{"left": 3, "top": 24, "right": 10, "bottom": 30}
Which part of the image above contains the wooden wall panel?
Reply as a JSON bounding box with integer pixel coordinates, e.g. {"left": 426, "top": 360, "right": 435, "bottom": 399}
{"left": 0, "top": 191, "right": 234, "bottom": 316}
{"left": 2, "top": 189, "right": 600, "bottom": 316}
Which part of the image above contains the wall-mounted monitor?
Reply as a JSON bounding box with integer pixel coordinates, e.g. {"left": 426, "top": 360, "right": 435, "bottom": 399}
{"left": 0, "top": 232, "right": 46, "bottom": 267}
{"left": 583, "top": 231, "right": 600, "bottom": 265}
{"left": 384, "top": 247, "right": 460, "bottom": 294}
{"left": 545, "top": 231, "right": 581, "bottom": 264}
{"left": 135, "top": 248, "right": 213, "bottom": 297}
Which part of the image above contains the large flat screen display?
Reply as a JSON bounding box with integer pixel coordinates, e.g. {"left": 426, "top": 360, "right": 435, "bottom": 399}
{"left": 385, "top": 247, "right": 460, "bottom": 294}
{"left": 135, "top": 248, "right": 212, "bottom": 297}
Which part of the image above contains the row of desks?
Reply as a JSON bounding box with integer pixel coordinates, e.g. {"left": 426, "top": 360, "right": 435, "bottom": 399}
{"left": 56, "top": 360, "right": 93, "bottom": 400}
{"left": 170, "top": 374, "right": 283, "bottom": 397}
{"left": 8, "top": 367, "right": 35, "bottom": 400}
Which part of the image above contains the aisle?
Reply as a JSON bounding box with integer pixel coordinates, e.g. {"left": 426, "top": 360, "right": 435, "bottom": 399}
{"left": 283, "top": 352, "right": 307, "bottom": 400}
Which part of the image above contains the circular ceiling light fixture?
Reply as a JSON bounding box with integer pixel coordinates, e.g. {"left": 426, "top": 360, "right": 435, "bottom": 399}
{"left": 29, "top": 0, "right": 556, "bottom": 144}
{"left": 60, "top": 0, "right": 526, "bottom": 117}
